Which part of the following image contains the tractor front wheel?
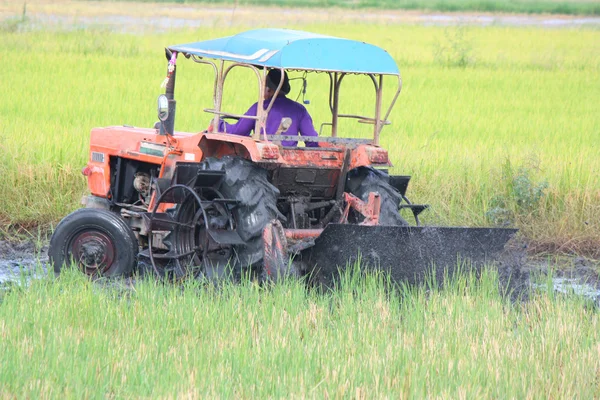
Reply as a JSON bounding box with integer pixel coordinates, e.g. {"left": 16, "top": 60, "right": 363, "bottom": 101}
{"left": 49, "top": 208, "right": 138, "bottom": 277}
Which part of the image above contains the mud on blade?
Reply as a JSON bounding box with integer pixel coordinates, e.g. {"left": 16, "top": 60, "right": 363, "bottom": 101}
{"left": 302, "top": 224, "right": 518, "bottom": 287}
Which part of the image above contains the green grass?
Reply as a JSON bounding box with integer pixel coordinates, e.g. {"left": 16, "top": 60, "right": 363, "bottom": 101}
{"left": 92, "top": 0, "right": 600, "bottom": 16}
{"left": 0, "top": 267, "right": 598, "bottom": 397}
{"left": 1, "top": 23, "right": 599, "bottom": 254}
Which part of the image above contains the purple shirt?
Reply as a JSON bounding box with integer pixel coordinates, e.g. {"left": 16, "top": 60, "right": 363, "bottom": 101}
{"left": 218, "top": 95, "right": 319, "bottom": 147}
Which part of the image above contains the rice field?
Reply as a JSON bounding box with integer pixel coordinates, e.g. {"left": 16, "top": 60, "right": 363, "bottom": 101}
{"left": 0, "top": 10, "right": 599, "bottom": 255}
{"left": 0, "top": 268, "right": 599, "bottom": 398}
{"left": 0, "top": 4, "right": 600, "bottom": 397}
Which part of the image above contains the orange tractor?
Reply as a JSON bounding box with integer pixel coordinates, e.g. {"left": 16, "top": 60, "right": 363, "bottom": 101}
{"left": 49, "top": 29, "right": 515, "bottom": 284}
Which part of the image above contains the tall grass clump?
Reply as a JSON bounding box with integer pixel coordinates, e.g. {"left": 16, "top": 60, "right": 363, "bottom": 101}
{"left": 0, "top": 267, "right": 599, "bottom": 397}
{"left": 433, "top": 25, "right": 476, "bottom": 68}
{"left": 486, "top": 158, "right": 549, "bottom": 226}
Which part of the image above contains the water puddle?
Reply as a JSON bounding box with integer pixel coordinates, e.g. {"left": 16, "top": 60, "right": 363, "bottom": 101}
{"left": 532, "top": 277, "right": 600, "bottom": 306}
{"left": 0, "top": 241, "right": 47, "bottom": 285}
{"left": 553, "top": 277, "right": 600, "bottom": 302}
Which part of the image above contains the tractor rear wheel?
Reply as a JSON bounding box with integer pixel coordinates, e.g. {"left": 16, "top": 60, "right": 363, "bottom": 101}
{"left": 49, "top": 208, "right": 138, "bottom": 277}
{"left": 346, "top": 167, "right": 409, "bottom": 226}
{"left": 201, "top": 156, "right": 281, "bottom": 269}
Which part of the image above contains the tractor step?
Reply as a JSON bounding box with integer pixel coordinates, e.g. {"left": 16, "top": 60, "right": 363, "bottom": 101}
{"left": 139, "top": 248, "right": 198, "bottom": 260}
{"left": 207, "top": 229, "right": 246, "bottom": 245}
{"left": 173, "top": 165, "right": 225, "bottom": 188}
{"left": 399, "top": 203, "right": 429, "bottom": 217}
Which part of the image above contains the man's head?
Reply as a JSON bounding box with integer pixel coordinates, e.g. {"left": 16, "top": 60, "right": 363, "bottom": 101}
{"left": 265, "top": 69, "right": 290, "bottom": 99}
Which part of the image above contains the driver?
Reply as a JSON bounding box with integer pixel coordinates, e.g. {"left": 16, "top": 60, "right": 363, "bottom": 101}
{"left": 209, "top": 69, "right": 319, "bottom": 147}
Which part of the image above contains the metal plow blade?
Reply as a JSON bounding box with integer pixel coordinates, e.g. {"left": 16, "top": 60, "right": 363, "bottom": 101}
{"left": 301, "top": 224, "right": 518, "bottom": 287}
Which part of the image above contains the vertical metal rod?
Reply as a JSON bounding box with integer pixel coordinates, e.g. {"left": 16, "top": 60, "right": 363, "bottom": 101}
{"left": 328, "top": 72, "right": 335, "bottom": 114}
{"left": 254, "top": 68, "right": 266, "bottom": 139}
{"left": 332, "top": 73, "right": 345, "bottom": 137}
{"left": 335, "top": 149, "right": 351, "bottom": 201}
{"left": 160, "top": 52, "right": 177, "bottom": 136}
{"left": 213, "top": 60, "right": 225, "bottom": 133}
{"left": 290, "top": 201, "right": 297, "bottom": 229}
{"left": 382, "top": 75, "right": 402, "bottom": 127}
{"left": 374, "top": 74, "right": 383, "bottom": 146}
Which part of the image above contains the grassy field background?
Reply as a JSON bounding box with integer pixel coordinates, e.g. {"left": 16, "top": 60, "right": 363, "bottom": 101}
{"left": 0, "top": 12, "right": 598, "bottom": 256}
{"left": 87, "top": 0, "right": 600, "bottom": 15}
{"left": 0, "top": 4, "right": 599, "bottom": 397}
{"left": 1, "top": 268, "right": 599, "bottom": 397}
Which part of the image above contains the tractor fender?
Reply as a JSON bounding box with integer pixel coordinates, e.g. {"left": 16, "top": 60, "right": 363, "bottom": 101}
{"left": 348, "top": 144, "right": 393, "bottom": 171}
{"left": 199, "top": 134, "right": 262, "bottom": 162}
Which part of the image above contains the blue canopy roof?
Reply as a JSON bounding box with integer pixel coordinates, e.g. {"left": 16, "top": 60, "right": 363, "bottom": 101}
{"left": 168, "top": 29, "right": 400, "bottom": 75}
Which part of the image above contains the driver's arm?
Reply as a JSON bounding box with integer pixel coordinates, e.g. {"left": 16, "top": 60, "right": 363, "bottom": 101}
{"left": 218, "top": 102, "right": 258, "bottom": 136}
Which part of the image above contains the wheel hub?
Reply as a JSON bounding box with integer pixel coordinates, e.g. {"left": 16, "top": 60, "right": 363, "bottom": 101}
{"left": 71, "top": 231, "right": 116, "bottom": 274}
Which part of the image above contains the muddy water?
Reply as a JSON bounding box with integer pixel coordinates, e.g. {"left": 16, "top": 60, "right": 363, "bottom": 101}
{"left": 1, "top": 238, "right": 599, "bottom": 305}
{"left": 498, "top": 256, "right": 600, "bottom": 305}
{"left": 0, "top": 240, "right": 48, "bottom": 285}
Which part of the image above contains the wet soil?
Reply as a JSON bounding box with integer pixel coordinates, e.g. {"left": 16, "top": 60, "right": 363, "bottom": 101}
{"left": 1, "top": 237, "right": 598, "bottom": 305}
{"left": 495, "top": 246, "right": 600, "bottom": 304}
{"left": 0, "top": 240, "right": 48, "bottom": 283}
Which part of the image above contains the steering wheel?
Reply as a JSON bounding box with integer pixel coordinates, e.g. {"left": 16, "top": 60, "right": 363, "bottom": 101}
{"left": 204, "top": 108, "right": 242, "bottom": 122}
{"left": 221, "top": 115, "right": 240, "bottom": 121}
